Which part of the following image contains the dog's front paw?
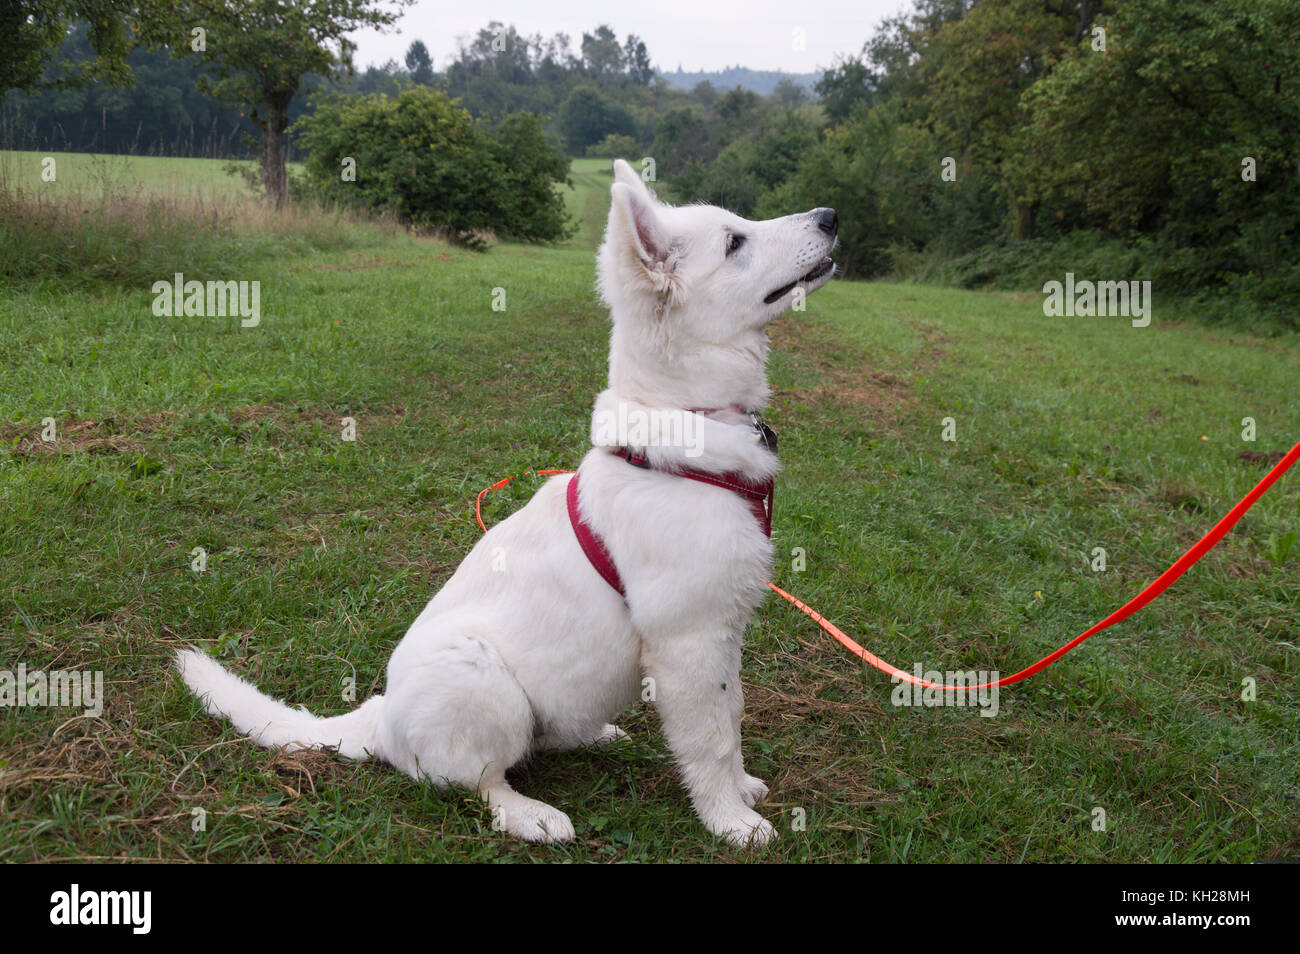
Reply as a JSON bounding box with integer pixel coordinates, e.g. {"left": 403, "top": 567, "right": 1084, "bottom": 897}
{"left": 738, "top": 773, "right": 769, "bottom": 808}
{"left": 708, "top": 809, "right": 777, "bottom": 848}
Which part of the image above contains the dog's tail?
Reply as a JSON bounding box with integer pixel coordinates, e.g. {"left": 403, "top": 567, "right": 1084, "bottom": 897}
{"left": 175, "top": 648, "right": 383, "bottom": 760}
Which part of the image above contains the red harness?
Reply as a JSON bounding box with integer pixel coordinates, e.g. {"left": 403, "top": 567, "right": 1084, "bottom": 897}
{"left": 567, "top": 447, "right": 775, "bottom": 599}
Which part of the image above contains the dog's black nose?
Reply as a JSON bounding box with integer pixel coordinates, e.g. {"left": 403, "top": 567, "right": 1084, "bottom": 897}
{"left": 814, "top": 207, "right": 838, "bottom": 235}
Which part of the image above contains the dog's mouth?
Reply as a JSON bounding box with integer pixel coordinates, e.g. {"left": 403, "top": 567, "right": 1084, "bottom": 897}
{"left": 763, "top": 257, "right": 836, "bottom": 305}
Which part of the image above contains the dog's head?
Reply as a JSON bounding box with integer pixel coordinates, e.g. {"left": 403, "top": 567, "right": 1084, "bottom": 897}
{"left": 598, "top": 159, "right": 836, "bottom": 409}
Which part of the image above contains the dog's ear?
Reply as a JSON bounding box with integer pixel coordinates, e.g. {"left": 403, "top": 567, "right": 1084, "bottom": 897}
{"left": 612, "top": 158, "right": 653, "bottom": 200}
{"left": 607, "top": 181, "right": 678, "bottom": 295}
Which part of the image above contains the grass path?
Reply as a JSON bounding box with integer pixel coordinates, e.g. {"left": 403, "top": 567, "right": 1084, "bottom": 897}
{"left": 0, "top": 158, "right": 1297, "bottom": 861}
{"left": 562, "top": 157, "right": 617, "bottom": 249}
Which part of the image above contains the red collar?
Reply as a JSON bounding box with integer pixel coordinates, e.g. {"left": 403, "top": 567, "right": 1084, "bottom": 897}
{"left": 567, "top": 448, "right": 776, "bottom": 599}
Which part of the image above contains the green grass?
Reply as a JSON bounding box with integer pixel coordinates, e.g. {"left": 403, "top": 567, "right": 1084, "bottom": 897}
{"left": 0, "top": 150, "right": 390, "bottom": 290}
{"left": 0, "top": 150, "right": 278, "bottom": 200}
{"left": 1, "top": 156, "right": 1298, "bottom": 862}
{"left": 562, "top": 157, "right": 615, "bottom": 249}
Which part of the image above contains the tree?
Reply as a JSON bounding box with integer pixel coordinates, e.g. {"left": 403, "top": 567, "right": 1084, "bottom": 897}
{"left": 815, "top": 55, "right": 877, "bottom": 122}
{"left": 154, "top": 1, "right": 412, "bottom": 207}
{"left": 1020, "top": 0, "right": 1300, "bottom": 243}
{"left": 3, "top": 23, "right": 260, "bottom": 156}
{"left": 650, "top": 106, "right": 710, "bottom": 166}
{"left": 2, "top": 1, "right": 131, "bottom": 93}
{"left": 866, "top": 0, "right": 972, "bottom": 100}
{"left": 557, "top": 86, "right": 636, "bottom": 154}
{"left": 445, "top": 22, "right": 535, "bottom": 89}
{"left": 580, "top": 25, "right": 624, "bottom": 83}
{"left": 691, "top": 80, "right": 718, "bottom": 107}
{"left": 715, "top": 86, "right": 761, "bottom": 134}
{"left": 770, "top": 76, "right": 808, "bottom": 107}
{"left": 623, "top": 35, "right": 654, "bottom": 86}
{"left": 404, "top": 39, "right": 434, "bottom": 85}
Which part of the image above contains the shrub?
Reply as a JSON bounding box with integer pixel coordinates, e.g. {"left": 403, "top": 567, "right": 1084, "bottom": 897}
{"left": 586, "top": 133, "right": 641, "bottom": 159}
{"left": 293, "top": 87, "right": 573, "bottom": 247}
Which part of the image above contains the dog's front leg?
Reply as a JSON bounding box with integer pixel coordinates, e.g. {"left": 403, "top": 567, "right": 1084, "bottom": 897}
{"left": 642, "top": 630, "right": 776, "bottom": 847}
{"left": 729, "top": 703, "right": 770, "bottom": 809}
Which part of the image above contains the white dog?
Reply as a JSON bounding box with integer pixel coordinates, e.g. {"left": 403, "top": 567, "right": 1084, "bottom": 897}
{"left": 177, "top": 159, "right": 837, "bottom": 846}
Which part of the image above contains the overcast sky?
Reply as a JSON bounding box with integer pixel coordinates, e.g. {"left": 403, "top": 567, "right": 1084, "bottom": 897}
{"left": 351, "top": 0, "right": 913, "bottom": 73}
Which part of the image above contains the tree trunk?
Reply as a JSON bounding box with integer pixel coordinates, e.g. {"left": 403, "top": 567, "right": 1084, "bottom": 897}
{"left": 260, "top": 105, "right": 289, "bottom": 208}
{"left": 1013, "top": 199, "right": 1036, "bottom": 240}
{"left": 1073, "top": 0, "right": 1092, "bottom": 44}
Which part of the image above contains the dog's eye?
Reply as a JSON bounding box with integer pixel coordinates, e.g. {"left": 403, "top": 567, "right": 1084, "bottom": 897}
{"left": 725, "top": 233, "right": 746, "bottom": 257}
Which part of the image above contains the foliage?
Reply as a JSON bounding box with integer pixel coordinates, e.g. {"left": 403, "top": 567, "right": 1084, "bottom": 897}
{"left": 1, "top": 23, "right": 311, "bottom": 157}
{"left": 404, "top": 40, "right": 434, "bottom": 86}
{"left": 5, "top": 5, "right": 1296, "bottom": 326}
{"left": 0, "top": 0, "right": 149, "bottom": 93}
{"left": 293, "top": 87, "right": 572, "bottom": 247}
{"left": 700, "top": 0, "right": 1297, "bottom": 325}
{"left": 585, "top": 134, "right": 640, "bottom": 159}
{"left": 557, "top": 87, "right": 636, "bottom": 154}
{"left": 151, "top": 0, "right": 412, "bottom": 205}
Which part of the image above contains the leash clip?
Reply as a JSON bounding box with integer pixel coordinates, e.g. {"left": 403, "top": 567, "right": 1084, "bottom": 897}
{"left": 752, "top": 414, "right": 778, "bottom": 455}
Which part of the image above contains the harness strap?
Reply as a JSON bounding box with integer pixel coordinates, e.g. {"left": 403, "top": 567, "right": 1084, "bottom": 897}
{"left": 679, "top": 468, "right": 774, "bottom": 536}
{"left": 617, "top": 448, "right": 774, "bottom": 536}
{"left": 566, "top": 471, "right": 627, "bottom": 597}
{"left": 567, "top": 454, "right": 776, "bottom": 597}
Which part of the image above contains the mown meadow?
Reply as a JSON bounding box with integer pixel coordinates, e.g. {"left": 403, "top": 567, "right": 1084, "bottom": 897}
{"left": 0, "top": 154, "right": 1297, "bottom": 862}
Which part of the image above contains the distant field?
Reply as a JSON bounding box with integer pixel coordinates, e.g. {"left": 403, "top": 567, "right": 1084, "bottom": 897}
{"left": 0, "top": 150, "right": 290, "bottom": 200}
{"left": 1, "top": 155, "right": 1298, "bottom": 862}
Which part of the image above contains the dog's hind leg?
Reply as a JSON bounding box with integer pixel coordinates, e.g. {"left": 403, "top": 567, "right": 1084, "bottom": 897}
{"left": 381, "top": 630, "right": 575, "bottom": 843}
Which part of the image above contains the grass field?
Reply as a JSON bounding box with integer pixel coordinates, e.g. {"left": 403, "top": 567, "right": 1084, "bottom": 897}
{"left": 0, "top": 150, "right": 276, "bottom": 200}
{"left": 1, "top": 156, "right": 1298, "bottom": 862}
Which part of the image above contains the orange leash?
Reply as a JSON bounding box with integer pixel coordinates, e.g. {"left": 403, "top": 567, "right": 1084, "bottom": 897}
{"left": 475, "top": 440, "right": 1300, "bottom": 691}
{"left": 474, "top": 469, "right": 572, "bottom": 534}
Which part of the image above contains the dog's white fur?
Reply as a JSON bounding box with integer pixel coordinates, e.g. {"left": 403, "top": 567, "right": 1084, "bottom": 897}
{"left": 176, "top": 160, "right": 836, "bottom": 846}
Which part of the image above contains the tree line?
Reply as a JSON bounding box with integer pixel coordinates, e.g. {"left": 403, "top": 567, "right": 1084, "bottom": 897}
{"left": 664, "top": 0, "right": 1299, "bottom": 326}
{"left": 4, "top": 1, "right": 1297, "bottom": 325}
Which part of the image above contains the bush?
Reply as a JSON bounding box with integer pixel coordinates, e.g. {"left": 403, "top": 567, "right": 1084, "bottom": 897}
{"left": 293, "top": 87, "right": 573, "bottom": 247}
{"left": 890, "top": 231, "right": 1298, "bottom": 333}
{"left": 586, "top": 134, "right": 641, "bottom": 159}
